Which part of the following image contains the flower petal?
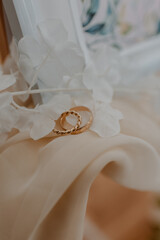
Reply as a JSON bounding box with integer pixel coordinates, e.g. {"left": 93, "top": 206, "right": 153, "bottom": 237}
{"left": 38, "top": 19, "right": 68, "bottom": 48}
{"left": 30, "top": 113, "right": 55, "bottom": 140}
{"left": 83, "top": 66, "right": 113, "bottom": 102}
{"left": 0, "top": 92, "right": 12, "bottom": 107}
{"left": 19, "top": 36, "right": 45, "bottom": 67}
{"left": 45, "top": 94, "right": 73, "bottom": 115}
{"left": 0, "top": 72, "right": 16, "bottom": 91}
{"left": 91, "top": 101, "right": 123, "bottom": 137}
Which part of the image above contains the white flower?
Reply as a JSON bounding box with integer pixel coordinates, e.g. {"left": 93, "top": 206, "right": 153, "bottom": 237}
{"left": 90, "top": 101, "right": 123, "bottom": 137}
{"left": 83, "top": 65, "right": 113, "bottom": 103}
{"left": 91, "top": 45, "right": 121, "bottom": 83}
{"left": 14, "top": 94, "right": 72, "bottom": 140}
{"left": 0, "top": 19, "right": 123, "bottom": 141}
{"left": 15, "top": 109, "right": 55, "bottom": 140}
{"left": 0, "top": 93, "right": 18, "bottom": 144}
{"left": 0, "top": 71, "right": 18, "bottom": 144}
{"left": 18, "top": 19, "right": 84, "bottom": 89}
{"left": 0, "top": 70, "right": 16, "bottom": 91}
{"left": 61, "top": 75, "right": 123, "bottom": 137}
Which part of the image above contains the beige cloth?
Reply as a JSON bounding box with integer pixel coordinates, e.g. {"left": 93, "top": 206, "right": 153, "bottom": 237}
{"left": 86, "top": 175, "right": 153, "bottom": 240}
{"left": 0, "top": 91, "right": 160, "bottom": 240}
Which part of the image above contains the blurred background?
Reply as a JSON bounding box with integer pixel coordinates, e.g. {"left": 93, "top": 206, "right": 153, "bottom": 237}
{"left": 0, "top": 1, "right": 160, "bottom": 240}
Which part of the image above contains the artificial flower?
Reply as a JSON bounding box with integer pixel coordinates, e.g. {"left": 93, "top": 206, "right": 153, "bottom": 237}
{"left": 0, "top": 19, "right": 123, "bottom": 141}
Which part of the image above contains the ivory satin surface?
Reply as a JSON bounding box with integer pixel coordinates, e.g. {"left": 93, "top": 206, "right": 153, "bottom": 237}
{"left": 0, "top": 91, "right": 160, "bottom": 240}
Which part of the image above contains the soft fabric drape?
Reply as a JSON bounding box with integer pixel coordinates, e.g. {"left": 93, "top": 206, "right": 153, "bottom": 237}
{"left": 0, "top": 89, "right": 160, "bottom": 240}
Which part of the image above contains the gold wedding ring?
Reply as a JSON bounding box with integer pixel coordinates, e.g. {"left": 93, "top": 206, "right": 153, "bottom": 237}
{"left": 53, "top": 110, "right": 82, "bottom": 135}
{"left": 60, "top": 106, "right": 93, "bottom": 135}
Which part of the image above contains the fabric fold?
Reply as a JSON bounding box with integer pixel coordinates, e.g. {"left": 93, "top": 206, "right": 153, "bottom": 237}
{"left": 0, "top": 131, "right": 160, "bottom": 240}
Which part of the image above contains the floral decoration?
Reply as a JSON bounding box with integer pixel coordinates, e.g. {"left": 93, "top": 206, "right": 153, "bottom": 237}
{"left": 0, "top": 19, "right": 123, "bottom": 143}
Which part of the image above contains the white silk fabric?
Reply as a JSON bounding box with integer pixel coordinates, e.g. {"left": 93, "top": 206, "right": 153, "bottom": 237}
{"left": 0, "top": 90, "right": 160, "bottom": 240}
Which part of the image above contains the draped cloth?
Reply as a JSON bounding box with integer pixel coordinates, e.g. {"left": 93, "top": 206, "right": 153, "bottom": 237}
{"left": 0, "top": 90, "right": 160, "bottom": 240}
